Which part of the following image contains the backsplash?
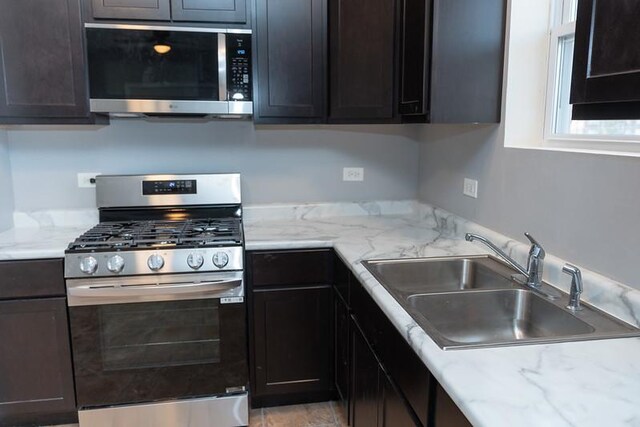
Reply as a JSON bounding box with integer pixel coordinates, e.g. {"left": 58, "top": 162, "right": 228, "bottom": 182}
{"left": 419, "top": 203, "right": 640, "bottom": 325}
{"left": 6, "top": 120, "right": 419, "bottom": 210}
{"left": 417, "top": 124, "right": 640, "bottom": 297}
{"left": 6, "top": 198, "right": 640, "bottom": 324}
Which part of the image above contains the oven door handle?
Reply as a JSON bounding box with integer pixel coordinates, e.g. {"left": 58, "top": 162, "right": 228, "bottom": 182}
{"left": 67, "top": 279, "right": 242, "bottom": 304}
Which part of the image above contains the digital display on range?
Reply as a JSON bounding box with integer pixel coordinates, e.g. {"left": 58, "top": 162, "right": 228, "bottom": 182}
{"left": 142, "top": 180, "right": 197, "bottom": 195}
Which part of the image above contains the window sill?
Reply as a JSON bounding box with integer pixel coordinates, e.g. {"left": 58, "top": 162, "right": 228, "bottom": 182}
{"left": 506, "top": 137, "right": 640, "bottom": 158}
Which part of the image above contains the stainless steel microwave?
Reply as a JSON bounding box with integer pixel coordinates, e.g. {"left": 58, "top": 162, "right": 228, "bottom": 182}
{"left": 85, "top": 24, "right": 252, "bottom": 118}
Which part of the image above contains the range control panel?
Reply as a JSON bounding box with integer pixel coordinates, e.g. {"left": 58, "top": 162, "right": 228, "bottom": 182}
{"left": 142, "top": 179, "right": 197, "bottom": 195}
{"left": 227, "top": 34, "right": 252, "bottom": 102}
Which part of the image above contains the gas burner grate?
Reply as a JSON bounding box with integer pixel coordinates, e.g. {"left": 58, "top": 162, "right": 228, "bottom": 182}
{"left": 67, "top": 218, "right": 242, "bottom": 252}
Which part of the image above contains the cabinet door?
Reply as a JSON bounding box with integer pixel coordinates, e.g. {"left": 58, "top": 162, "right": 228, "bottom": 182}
{"left": 0, "top": 298, "right": 76, "bottom": 426}
{"left": 254, "top": 0, "right": 326, "bottom": 123}
{"left": 430, "top": 0, "right": 505, "bottom": 123}
{"left": 329, "top": 0, "right": 397, "bottom": 121}
{"left": 350, "top": 322, "right": 379, "bottom": 427}
{"left": 252, "top": 286, "right": 333, "bottom": 400}
{"left": 334, "top": 253, "right": 350, "bottom": 303}
{"left": 171, "top": 0, "right": 246, "bottom": 23}
{"left": 91, "top": 0, "right": 171, "bottom": 20}
{"left": 380, "top": 372, "right": 419, "bottom": 427}
{"left": 570, "top": 0, "right": 640, "bottom": 119}
{"left": 398, "top": 0, "right": 431, "bottom": 116}
{"left": 352, "top": 279, "right": 430, "bottom": 427}
{"left": 334, "top": 289, "right": 350, "bottom": 418}
{"left": 0, "top": 0, "right": 90, "bottom": 121}
{"left": 433, "top": 382, "right": 472, "bottom": 427}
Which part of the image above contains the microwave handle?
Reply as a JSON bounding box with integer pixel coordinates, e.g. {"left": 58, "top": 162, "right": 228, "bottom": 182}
{"left": 67, "top": 279, "right": 242, "bottom": 306}
{"left": 218, "top": 33, "right": 228, "bottom": 102}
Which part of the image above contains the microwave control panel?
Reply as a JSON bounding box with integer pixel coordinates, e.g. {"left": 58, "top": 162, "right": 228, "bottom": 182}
{"left": 227, "top": 34, "right": 252, "bottom": 102}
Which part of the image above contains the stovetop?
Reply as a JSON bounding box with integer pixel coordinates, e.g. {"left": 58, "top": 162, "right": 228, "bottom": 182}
{"left": 67, "top": 218, "right": 243, "bottom": 252}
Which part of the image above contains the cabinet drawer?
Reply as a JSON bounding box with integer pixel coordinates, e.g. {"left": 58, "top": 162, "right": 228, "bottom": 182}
{"left": 0, "top": 259, "right": 65, "bottom": 300}
{"left": 248, "top": 250, "right": 332, "bottom": 287}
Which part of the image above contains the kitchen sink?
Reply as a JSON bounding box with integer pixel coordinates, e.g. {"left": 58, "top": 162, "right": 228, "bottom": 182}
{"left": 362, "top": 256, "right": 640, "bottom": 350}
{"left": 407, "top": 290, "right": 594, "bottom": 347}
{"left": 363, "top": 255, "right": 518, "bottom": 295}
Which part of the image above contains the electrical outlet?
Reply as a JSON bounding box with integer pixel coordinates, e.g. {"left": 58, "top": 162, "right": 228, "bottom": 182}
{"left": 463, "top": 178, "right": 478, "bottom": 198}
{"left": 343, "top": 167, "right": 364, "bottom": 182}
{"left": 77, "top": 172, "right": 101, "bottom": 188}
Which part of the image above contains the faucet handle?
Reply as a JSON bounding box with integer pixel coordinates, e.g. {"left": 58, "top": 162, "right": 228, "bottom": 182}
{"left": 524, "top": 232, "right": 545, "bottom": 258}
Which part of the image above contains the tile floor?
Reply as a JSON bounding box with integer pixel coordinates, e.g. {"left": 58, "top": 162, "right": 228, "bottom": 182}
{"left": 250, "top": 401, "right": 348, "bottom": 427}
{"left": 43, "top": 401, "right": 347, "bottom": 427}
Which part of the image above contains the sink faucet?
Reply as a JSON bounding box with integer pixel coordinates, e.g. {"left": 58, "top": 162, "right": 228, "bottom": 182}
{"left": 562, "top": 263, "right": 584, "bottom": 311}
{"left": 465, "top": 232, "right": 546, "bottom": 289}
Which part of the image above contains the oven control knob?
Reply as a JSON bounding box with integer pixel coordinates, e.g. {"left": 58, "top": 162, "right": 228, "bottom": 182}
{"left": 107, "top": 255, "right": 125, "bottom": 274}
{"left": 80, "top": 256, "right": 98, "bottom": 275}
{"left": 212, "top": 252, "right": 229, "bottom": 269}
{"left": 147, "top": 254, "right": 165, "bottom": 271}
{"left": 187, "top": 253, "right": 204, "bottom": 270}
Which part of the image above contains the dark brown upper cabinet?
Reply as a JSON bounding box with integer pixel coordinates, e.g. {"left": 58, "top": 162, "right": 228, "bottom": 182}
{"left": 0, "top": 0, "right": 104, "bottom": 125}
{"left": 328, "top": 0, "right": 399, "bottom": 122}
{"left": 570, "top": 0, "right": 640, "bottom": 120}
{"left": 171, "top": 0, "right": 247, "bottom": 23}
{"left": 253, "top": 0, "right": 327, "bottom": 124}
{"left": 88, "top": 0, "right": 249, "bottom": 24}
{"left": 399, "top": 0, "right": 506, "bottom": 123}
{"left": 253, "top": 0, "right": 506, "bottom": 125}
{"left": 91, "top": 0, "right": 171, "bottom": 20}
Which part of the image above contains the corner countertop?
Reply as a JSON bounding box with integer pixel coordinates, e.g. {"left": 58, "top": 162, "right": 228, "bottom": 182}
{"left": 244, "top": 208, "right": 640, "bottom": 427}
{"left": 1, "top": 202, "right": 639, "bottom": 427}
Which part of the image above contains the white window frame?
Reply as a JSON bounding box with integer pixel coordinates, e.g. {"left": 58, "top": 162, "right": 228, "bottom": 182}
{"left": 542, "top": 0, "right": 640, "bottom": 156}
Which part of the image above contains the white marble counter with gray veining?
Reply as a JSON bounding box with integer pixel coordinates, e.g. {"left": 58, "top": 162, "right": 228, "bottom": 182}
{"left": 245, "top": 202, "right": 640, "bottom": 427}
{"left": 1, "top": 201, "right": 639, "bottom": 427}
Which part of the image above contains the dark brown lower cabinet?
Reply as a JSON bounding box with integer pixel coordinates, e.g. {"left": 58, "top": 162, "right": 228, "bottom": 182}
{"left": 248, "top": 249, "right": 334, "bottom": 407}
{"left": 0, "top": 298, "right": 76, "bottom": 426}
{"left": 334, "top": 288, "right": 351, "bottom": 418}
{"left": 350, "top": 263, "right": 470, "bottom": 427}
{"left": 380, "top": 372, "right": 421, "bottom": 427}
{"left": 0, "top": 259, "right": 76, "bottom": 426}
{"left": 350, "top": 320, "right": 418, "bottom": 427}
{"left": 433, "top": 383, "right": 472, "bottom": 427}
{"left": 350, "top": 323, "right": 379, "bottom": 427}
{"left": 247, "top": 250, "right": 472, "bottom": 425}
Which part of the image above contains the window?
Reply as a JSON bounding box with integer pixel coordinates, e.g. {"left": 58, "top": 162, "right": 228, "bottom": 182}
{"left": 545, "top": 0, "right": 640, "bottom": 142}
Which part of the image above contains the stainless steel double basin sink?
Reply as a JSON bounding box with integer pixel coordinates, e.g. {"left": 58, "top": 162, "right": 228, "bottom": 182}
{"left": 362, "top": 256, "right": 640, "bottom": 350}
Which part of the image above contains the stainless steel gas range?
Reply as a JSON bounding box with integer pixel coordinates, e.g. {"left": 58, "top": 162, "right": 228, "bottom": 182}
{"left": 65, "top": 174, "right": 248, "bottom": 427}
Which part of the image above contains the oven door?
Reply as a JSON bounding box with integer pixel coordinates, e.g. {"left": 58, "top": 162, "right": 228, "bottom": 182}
{"left": 67, "top": 272, "right": 247, "bottom": 409}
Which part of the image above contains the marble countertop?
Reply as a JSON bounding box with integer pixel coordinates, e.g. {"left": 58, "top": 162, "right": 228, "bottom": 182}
{"left": 245, "top": 211, "right": 640, "bottom": 427}
{"left": 1, "top": 202, "right": 639, "bottom": 427}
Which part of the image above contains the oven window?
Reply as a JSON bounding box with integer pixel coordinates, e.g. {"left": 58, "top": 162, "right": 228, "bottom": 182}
{"left": 86, "top": 28, "right": 220, "bottom": 101}
{"left": 98, "top": 299, "right": 221, "bottom": 371}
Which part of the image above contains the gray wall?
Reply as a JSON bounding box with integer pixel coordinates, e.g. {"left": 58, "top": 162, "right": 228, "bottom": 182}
{"left": 0, "top": 130, "right": 14, "bottom": 231}
{"left": 417, "top": 124, "right": 640, "bottom": 289}
{"left": 7, "top": 120, "right": 419, "bottom": 210}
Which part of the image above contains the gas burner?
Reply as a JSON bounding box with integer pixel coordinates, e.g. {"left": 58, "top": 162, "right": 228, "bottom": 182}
{"left": 67, "top": 218, "right": 242, "bottom": 252}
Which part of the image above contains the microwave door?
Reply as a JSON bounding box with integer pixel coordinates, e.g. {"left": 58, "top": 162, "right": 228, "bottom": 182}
{"left": 86, "top": 25, "right": 230, "bottom": 115}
